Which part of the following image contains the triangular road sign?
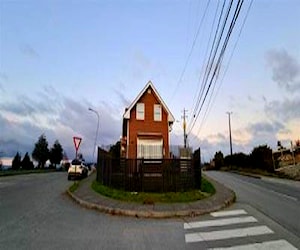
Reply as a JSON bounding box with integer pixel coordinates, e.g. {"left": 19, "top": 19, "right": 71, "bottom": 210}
{"left": 73, "top": 136, "right": 82, "bottom": 151}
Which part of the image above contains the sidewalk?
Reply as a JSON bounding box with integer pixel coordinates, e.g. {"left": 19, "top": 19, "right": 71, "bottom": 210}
{"left": 67, "top": 172, "right": 235, "bottom": 218}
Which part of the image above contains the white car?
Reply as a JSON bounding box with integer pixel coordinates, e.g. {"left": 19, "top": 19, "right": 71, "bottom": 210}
{"left": 67, "top": 159, "right": 88, "bottom": 180}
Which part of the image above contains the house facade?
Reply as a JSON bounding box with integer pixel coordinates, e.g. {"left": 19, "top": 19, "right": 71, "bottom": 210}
{"left": 121, "top": 81, "right": 175, "bottom": 159}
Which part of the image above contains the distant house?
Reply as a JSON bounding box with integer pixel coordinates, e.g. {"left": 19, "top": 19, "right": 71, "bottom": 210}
{"left": 121, "top": 81, "right": 175, "bottom": 159}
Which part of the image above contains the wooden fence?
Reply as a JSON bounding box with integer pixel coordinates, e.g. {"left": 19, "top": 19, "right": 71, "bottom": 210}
{"left": 96, "top": 147, "right": 201, "bottom": 192}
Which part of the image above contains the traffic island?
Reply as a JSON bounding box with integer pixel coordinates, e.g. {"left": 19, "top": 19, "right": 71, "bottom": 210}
{"left": 67, "top": 172, "right": 235, "bottom": 218}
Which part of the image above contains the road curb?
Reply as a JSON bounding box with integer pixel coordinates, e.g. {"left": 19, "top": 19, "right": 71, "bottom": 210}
{"left": 67, "top": 189, "right": 235, "bottom": 218}
{"left": 66, "top": 175, "right": 236, "bottom": 218}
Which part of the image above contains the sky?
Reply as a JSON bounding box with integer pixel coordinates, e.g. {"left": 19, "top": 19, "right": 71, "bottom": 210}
{"left": 0, "top": 0, "right": 299, "bottom": 162}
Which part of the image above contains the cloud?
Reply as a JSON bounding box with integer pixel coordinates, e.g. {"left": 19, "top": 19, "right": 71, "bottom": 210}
{"left": 20, "top": 43, "right": 40, "bottom": 59}
{"left": 266, "top": 49, "right": 300, "bottom": 92}
{"left": 0, "top": 73, "right": 8, "bottom": 92}
{"left": 206, "top": 133, "right": 227, "bottom": 144}
{"left": 265, "top": 98, "right": 300, "bottom": 121}
{"left": 0, "top": 85, "right": 122, "bottom": 161}
{"left": 0, "top": 94, "right": 57, "bottom": 118}
{"left": 0, "top": 113, "right": 54, "bottom": 157}
{"left": 248, "top": 121, "right": 285, "bottom": 136}
{"left": 188, "top": 119, "right": 287, "bottom": 161}
{"left": 114, "top": 87, "right": 131, "bottom": 107}
{"left": 133, "top": 50, "right": 152, "bottom": 69}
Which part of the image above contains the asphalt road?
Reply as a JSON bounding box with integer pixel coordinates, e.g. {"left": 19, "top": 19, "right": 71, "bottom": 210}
{"left": 205, "top": 171, "right": 300, "bottom": 244}
{"left": 0, "top": 173, "right": 185, "bottom": 250}
{"left": 1, "top": 171, "right": 299, "bottom": 249}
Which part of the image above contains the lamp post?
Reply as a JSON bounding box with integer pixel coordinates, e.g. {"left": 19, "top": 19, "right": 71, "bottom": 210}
{"left": 88, "top": 108, "right": 99, "bottom": 163}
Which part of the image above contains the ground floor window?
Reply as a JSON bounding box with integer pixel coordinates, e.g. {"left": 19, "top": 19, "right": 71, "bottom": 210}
{"left": 137, "top": 138, "right": 163, "bottom": 159}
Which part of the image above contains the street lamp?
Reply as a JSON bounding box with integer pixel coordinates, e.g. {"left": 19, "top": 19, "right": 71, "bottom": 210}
{"left": 88, "top": 107, "right": 100, "bottom": 163}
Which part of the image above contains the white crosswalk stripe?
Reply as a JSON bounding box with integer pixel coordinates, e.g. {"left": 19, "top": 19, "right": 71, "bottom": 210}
{"left": 185, "top": 225, "right": 273, "bottom": 243}
{"left": 208, "top": 239, "right": 298, "bottom": 250}
{"left": 184, "top": 209, "right": 297, "bottom": 249}
{"left": 210, "top": 209, "right": 247, "bottom": 217}
{"left": 184, "top": 216, "right": 257, "bottom": 229}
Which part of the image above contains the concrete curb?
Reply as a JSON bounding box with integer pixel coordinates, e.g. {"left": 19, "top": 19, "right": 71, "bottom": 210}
{"left": 67, "top": 175, "right": 236, "bottom": 219}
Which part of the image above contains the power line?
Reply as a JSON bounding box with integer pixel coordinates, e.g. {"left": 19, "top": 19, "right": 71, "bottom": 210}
{"left": 170, "top": 0, "right": 210, "bottom": 102}
{"left": 188, "top": 0, "right": 245, "bottom": 137}
{"left": 189, "top": 0, "right": 254, "bottom": 144}
{"left": 190, "top": 0, "right": 222, "bottom": 122}
{"left": 188, "top": 0, "right": 234, "bottom": 134}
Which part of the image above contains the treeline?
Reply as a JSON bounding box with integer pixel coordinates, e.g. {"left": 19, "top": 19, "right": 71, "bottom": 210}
{"left": 11, "top": 134, "right": 64, "bottom": 170}
{"left": 212, "top": 145, "right": 274, "bottom": 172}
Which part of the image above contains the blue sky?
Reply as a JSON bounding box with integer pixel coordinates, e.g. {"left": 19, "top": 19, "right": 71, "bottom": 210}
{"left": 1, "top": 0, "right": 299, "bottom": 162}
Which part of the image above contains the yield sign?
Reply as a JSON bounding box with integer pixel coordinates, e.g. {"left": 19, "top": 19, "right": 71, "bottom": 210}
{"left": 73, "top": 136, "right": 82, "bottom": 151}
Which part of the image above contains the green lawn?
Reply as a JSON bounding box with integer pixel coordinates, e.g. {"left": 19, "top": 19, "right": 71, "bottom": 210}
{"left": 0, "top": 169, "right": 57, "bottom": 177}
{"left": 69, "top": 181, "right": 80, "bottom": 193}
{"left": 91, "top": 177, "right": 215, "bottom": 204}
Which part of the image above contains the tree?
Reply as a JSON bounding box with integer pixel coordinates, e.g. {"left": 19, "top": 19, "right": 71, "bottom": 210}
{"left": 250, "top": 145, "right": 273, "bottom": 172}
{"left": 32, "top": 134, "right": 49, "bottom": 168}
{"left": 49, "top": 140, "right": 63, "bottom": 168}
{"left": 109, "top": 141, "right": 121, "bottom": 159}
{"left": 214, "top": 151, "right": 224, "bottom": 170}
{"left": 22, "top": 152, "right": 34, "bottom": 170}
{"left": 12, "top": 152, "right": 21, "bottom": 170}
{"left": 225, "top": 152, "right": 250, "bottom": 169}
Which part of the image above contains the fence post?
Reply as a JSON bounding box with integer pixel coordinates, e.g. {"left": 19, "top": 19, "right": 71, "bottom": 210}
{"left": 194, "top": 147, "right": 201, "bottom": 189}
{"left": 96, "top": 147, "right": 102, "bottom": 183}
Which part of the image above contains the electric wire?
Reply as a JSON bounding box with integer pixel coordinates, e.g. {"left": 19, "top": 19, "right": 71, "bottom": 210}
{"left": 189, "top": 0, "right": 222, "bottom": 121}
{"left": 193, "top": 0, "right": 254, "bottom": 142}
{"left": 170, "top": 0, "right": 210, "bottom": 103}
{"left": 188, "top": 0, "right": 233, "bottom": 134}
{"left": 188, "top": 0, "right": 247, "bottom": 146}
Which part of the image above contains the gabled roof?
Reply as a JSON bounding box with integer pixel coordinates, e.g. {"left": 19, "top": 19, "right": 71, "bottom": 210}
{"left": 123, "top": 81, "right": 175, "bottom": 123}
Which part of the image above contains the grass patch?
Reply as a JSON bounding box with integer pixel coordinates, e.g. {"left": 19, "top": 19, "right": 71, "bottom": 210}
{"left": 69, "top": 181, "right": 79, "bottom": 193}
{"left": 201, "top": 177, "right": 216, "bottom": 195}
{"left": 0, "top": 169, "right": 56, "bottom": 177}
{"left": 91, "top": 177, "right": 215, "bottom": 204}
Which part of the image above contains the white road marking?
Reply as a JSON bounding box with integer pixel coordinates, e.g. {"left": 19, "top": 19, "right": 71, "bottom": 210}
{"left": 184, "top": 216, "right": 257, "bottom": 229}
{"left": 210, "top": 209, "right": 247, "bottom": 217}
{"left": 185, "top": 226, "right": 273, "bottom": 243}
{"left": 208, "top": 239, "right": 298, "bottom": 250}
{"left": 268, "top": 189, "right": 298, "bottom": 201}
{"left": 228, "top": 174, "right": 299, "bottom": 202}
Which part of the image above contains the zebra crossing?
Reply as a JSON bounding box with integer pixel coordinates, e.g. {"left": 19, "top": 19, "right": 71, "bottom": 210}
{"left": 184, "top": 209, "right": 298, "bottom": 249}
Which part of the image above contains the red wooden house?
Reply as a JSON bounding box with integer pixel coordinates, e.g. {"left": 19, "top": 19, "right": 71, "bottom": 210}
{"left": 121, "top": 81, "right": 175, "bottom": 159}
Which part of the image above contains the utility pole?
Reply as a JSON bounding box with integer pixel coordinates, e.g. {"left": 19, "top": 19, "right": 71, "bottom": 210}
{"left": 88, "top": 108, "right": 100, "bottom": 163}
{"left": 291, "top": 141, "right": 296, "bottom": 166}
{"left": 226, "top": 112, "right": 233, "bottom": 156}
{"left": 182, "top": 109, "right": 188, "bottom": 148}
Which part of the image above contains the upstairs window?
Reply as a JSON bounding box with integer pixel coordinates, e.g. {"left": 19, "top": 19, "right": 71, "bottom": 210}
{"left": 154, "top": 104, "right": 162, "bottom": 121}
{"left": 136, "top": 103, "right": 144, "bottom": 120}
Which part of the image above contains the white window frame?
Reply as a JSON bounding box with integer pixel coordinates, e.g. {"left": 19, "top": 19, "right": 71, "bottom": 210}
{"left": 136, "top": 103, "right": 144, "bottom": 120}
{"left": 137, "top": 139, "right": 163, "bottom": 159}
{"left": 154, "top": 104, "right": 162, "bottom": 121}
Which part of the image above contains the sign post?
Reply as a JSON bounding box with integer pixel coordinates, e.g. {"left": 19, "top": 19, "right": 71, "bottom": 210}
{"left": 73, "top": 136, "right": 82, "bottom": 159}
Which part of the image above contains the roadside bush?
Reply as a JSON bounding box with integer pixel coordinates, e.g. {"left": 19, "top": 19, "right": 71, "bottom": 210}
{"left": 250, "top": 145, "right": 273, "bottom": 172}
{"left": 224, "top": 152, "right": 250, "bottom": 169}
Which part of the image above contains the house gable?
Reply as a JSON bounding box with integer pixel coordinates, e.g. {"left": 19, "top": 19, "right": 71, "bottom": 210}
{"left": 123, "top": 81, "right": 175, "bottom": 124}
